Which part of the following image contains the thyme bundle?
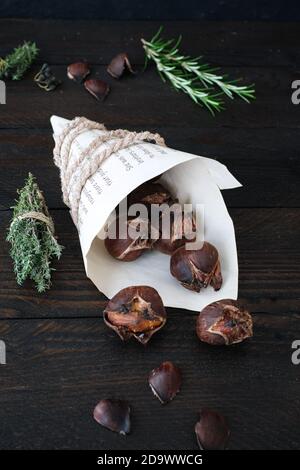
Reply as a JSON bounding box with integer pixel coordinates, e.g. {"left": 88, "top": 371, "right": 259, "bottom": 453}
{"left": 7, "top": 173, "right": 63, "bottom": 293}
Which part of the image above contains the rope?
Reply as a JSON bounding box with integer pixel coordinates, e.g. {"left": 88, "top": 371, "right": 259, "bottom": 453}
{"left": 53, "top": 116, "right": 166, "bottom": 226}
{"left": 10, "top": 211, "right": 55, "bottom": 234}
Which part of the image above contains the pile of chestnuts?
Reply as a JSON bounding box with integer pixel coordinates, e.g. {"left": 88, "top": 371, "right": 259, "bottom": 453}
{"left": 97, "top": 179, "right": 254, "bottom": 449}
{"left": 105, "top": 179, "right": 223, "bottom": 293}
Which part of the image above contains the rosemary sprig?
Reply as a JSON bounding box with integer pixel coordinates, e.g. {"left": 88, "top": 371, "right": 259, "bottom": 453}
{"left": 142, "top": 27, "right": 255, "bottom": 114}
{"left": 7, "top": 173, "right": 63, "bottom": 293}
{"left": 0, "top": 41, "right": 38, "bottom": 80}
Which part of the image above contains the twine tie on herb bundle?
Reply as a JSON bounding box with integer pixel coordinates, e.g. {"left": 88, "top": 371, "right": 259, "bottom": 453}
{"left": 10, "top": 211, "right": 55, "bottom": 234}
{"left": 53, "top": 116, "right": 166, "bottom": 227}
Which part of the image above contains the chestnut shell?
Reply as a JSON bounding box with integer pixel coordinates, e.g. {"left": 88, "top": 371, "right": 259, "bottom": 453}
{"left": 149, "top": 361, "right": 182, "bottom": 404}
{"left": 93, "top": 399, "right": 130, "bottom": 435}
{"left": 170, "top": 242, "right": 222, "bottom": 292}
{"left": 196, "top": 299, "right": 253, "bottom": 346}
{"left": 103, "top": 285, "right": 167, "bottom": 344}
{"left": 67, "top": 62, "right": 90, "bottom": 83}
{"left": 84, "top": 78, "right": 110, "bottom": 101}
{"left": 107, "top": 52, "right": 135, "bottom": 79}
{"left": 195, "top": 408, "right": 230, "bottom": 450}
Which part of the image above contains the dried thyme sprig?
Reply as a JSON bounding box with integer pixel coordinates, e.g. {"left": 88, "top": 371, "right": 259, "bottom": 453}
{"left": 142, "top": 27, "right": 255, "bottom": 114}
{"left": 7, "top": 173, "right": 63, "bottom": 293}
{"left": 0, "top": 41, "right": 38, "bottom": 80}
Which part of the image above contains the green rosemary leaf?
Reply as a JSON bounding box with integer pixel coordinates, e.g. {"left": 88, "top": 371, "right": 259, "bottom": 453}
{"left": 0, "top": 41, "right": 39, "bottom": 81}
{"left": 142, "top": 27, "right": 255, "bottom": 114}
{"left": 7, "top": 173, "right": 63, "bottom": 293}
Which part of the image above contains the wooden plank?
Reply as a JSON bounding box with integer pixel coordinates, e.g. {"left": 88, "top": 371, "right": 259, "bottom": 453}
{"left": 0, "top": 65, "right": 297, "bottom": 130}
{"left": 0, "top": 19, "right": 299, "bottom": 67}
{"left": 0, "top": 314, "right": 299, "bottom": 449}
{"left": 0, "top": 209, "right": 299, "bottom": 319}
{"left": 0, "top": 126, "right": 299, "bottom": 209}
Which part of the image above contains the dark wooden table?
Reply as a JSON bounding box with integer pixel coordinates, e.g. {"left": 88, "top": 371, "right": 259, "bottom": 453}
{"left": 0, "top": 19, "right": 299, "bottom": 450}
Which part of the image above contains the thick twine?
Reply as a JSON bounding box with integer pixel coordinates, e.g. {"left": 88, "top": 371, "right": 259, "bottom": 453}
{"left": 53, "top": 116, "right": 166, "bottom": 227}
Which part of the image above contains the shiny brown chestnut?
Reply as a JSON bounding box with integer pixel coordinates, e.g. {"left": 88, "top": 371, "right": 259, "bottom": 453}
{"left": 103, "top": 286, "right": 167, "bottom": 344}
{"left": 195, "top": 408, "right": 230, "bottom": 450}
{"left": 93, "top": 399, "right": 130, "bottom": 435}
{"left": 155, "top": 209, "right": 196, "bottom": 255}
{"left": 67, "top": 62, "right": 90, "bottom": 83}
{"left": 149, "top": 361, "right": 182, "bottom": 404}
{"left": 84, "top": 78, "right": 110, "bottom": 101}
{"left": 196, "top": 299, "right": 253, "bottom": 346}
{"left": 170, "top": 242, "right": 222, "bottom": 292}
{"left": 107, "top": 52, "right": 135, "bottom": 79}
{"left": 105, "top": 216, "right": 156, "bottom": 261}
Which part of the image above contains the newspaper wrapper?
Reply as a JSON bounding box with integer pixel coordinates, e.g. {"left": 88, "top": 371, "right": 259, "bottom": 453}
{"left": 51, "top": 115, "right": 241, "bottom": 312}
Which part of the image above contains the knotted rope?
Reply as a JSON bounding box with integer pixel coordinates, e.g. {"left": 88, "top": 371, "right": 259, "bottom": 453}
{"left": 53, "top": 116, "right": 166, "bottom": 227}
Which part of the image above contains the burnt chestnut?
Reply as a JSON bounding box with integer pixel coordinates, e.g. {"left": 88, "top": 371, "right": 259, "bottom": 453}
{"left": 93, "top": 399, "right": 130, "bottom": 435}
{"left": 195, "top": 408, "right": 230, "bottom": 450}
{"left": 170, "top": 242, "right": 222, "bottom": 292}
{"left": 105, "top": 216, "right": 156, "bottom": 261}
{"left": 107, "top": 52, "right": 135, "bottom": 79}
{"left": 155, "top": 209, "right": 196, "bottom": 255}
{"left": 196, "top": 299, "right": 253, "bottom": 346}
{"left": 67, "top": 62, "right": 90, "bottom": 83}
{"left": 149, "top": 361, "right": 182, "bottom": 404}
{"left": 84, "top": 78, "right": 110, "bottom": 101}
{"left": 103, "top": 286, "right": 167, "bottom": 344}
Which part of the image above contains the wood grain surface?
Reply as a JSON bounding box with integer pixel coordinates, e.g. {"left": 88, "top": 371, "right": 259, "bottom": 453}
{"left": 0, "top": 19, "right": 299, "bottom": 450}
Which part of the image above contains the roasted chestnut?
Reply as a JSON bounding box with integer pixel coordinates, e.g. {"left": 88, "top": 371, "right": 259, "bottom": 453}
{"left": 105, "top": 216, "right": 156, "bottom": 261}
{"left": 107, "top": 52, "right": 135, "bottom": 79}
{"left": 67, "top": 62, "right": 90, "bottom": 83}
{"left": 155, "top": 209, "right": 196, "bottom": 255}
{"left": 103, "top": 286, "right": 167, "bottom": 344}
{"left": 149, "top": 361, "right": 182, "bottom": 404}
{"left": 127, "top": 181, "right": 174, "bottom": 209}
{"left": 195, "top": 408, "right": 230, "bottom": 450}
{"left": 170, "top": 242, "right": 222, "bottom": 292}
{"left": 196, "top": 299, "right": 253, "bottom": 346}
{"left": 93, "top": 399, "right": 130, "bottom": 435}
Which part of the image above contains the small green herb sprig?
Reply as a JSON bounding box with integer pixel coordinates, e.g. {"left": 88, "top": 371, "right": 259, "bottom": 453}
{"left": 142, "top": 27, "right": 255, "bottom": 114}
{"left": 0, "top": 41, "right": 38, "bottom": 80}
{"left": 7, "top": 173, "right": 63, "bottom": 293}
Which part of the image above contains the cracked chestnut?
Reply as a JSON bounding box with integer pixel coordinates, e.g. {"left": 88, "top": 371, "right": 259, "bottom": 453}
{"left": 103, "top": 286, "right": 167, "bottom": 344}
{"left": 155, "top": 209, "right": 196, "bottom": 255}
{"left": 67, "top": 62, "right": 90, "bottom": 83}
{"left": 149, "top": 361, "right": 182, "bottom": 404}
{"left": 170, "top": 242, "right": 222, "bottom": 292}
{"left": 105, "top": 216, "right": 156, "bottom": 261}
{"left": 195, "top": 408, "right": 230, "bottom": 450}
{"left": 93, "top": 399, "right": 130, "bottom": 435}
{"left": 196, "top": 299, "right": 253, "bottom": 346}
{"left": 127, "top": 181, "right": 174, "bottom": 209}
